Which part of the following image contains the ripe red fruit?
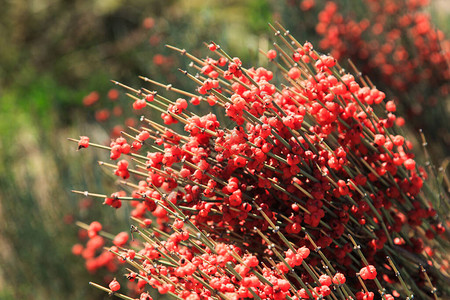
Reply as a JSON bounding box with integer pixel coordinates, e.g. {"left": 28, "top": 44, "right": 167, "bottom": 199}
{"left": 208, "top": 43, "right": 217, "bottom": 51}
{"left": 356, "top": 291, "right": 375, "bottom": 300}
{"left": 113, "top": 232, "right": 129, "bottom": 247}
{"left": 142, "top": 218, "right": 152, "bottom": 227}
{"left": 108, "top": 89, "right": 119, "bottom": 101}
{"left": 267, "top": 49, "right": 277, "bottom": 60}
{"left": 109, "top": 278, "right": 120, "bottom": 292}
{"left": 404, "top": 158, "right": 416, "bottom": 170}
{"left": 173, "top": 219, "right": 184, "bottom": 230}
{"left": 179, "top": 168, "right": 191, "bottom": 178}
{"left": 133, "top": 99, "right": 147, "bottom": 110}
{"left": 373, "top": 134, "right": 386, "bottom": 146}
{"left": 332, "top": 272, "right": 346, "bottom": 285}
{"left": 89, "top": 221, "right": 102, "bottom": 233}
{"left": 359, "top": 265, "right": 377, "bottom": 280}
{"left": 393, "top": 135, "right": 404, "bottom": 146}
{"left": 127, "top": 249, "right": 136, "bottom": 260}
{"left": 190, "top": 96, "right": 201, "bottom": 105}
{"left": 70, "top": 25, "right": 443, "bottom": 300}
{"left": 385, "top": 100, "right": 396, "bottom": 112}
{"left": 297, "top": 246, "right": 310, "bottom": 259}
{"left": 132, "top": 140, "right": 142, "bottom": 150}
{"left": 288, "top": 67, "right": 301, "bottom": 79}
{"left": 319, "top": 274, "right": 332, "bottom": 286}
{"left": 82, "top": 91, "right": 100, "bottom": 106}
{"left": 137, "top": 131, "right": 150, "bottom": 142}
{"left": 71, "top": 244, "right": 83, "bottom": 256}
{"left": 78, "top": 136, "right": 89, "bottom": 149}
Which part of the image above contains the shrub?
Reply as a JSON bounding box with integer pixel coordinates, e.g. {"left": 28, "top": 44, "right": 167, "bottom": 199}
{"left": 71, "top": 24, "right": 449, "bottom": 299}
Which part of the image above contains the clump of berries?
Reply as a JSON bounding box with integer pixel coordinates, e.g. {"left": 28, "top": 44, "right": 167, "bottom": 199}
{"left": 312, "top": 0, "right": 450, "bottom": 149}
{"left": 71, "top": 24, "right": 449, "bottom": 299}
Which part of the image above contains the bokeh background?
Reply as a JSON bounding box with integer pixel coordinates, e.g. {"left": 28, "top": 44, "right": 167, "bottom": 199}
{"left": 0, "top": 0, "right": 448, "bottom": 299}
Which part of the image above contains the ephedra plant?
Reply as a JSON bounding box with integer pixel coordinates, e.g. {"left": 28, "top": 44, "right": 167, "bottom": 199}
{"left": 279, "top": 0, "right": 450, "bottom": 155}
{"left": 70, "top": 23, "right": 449, "bottom": 300}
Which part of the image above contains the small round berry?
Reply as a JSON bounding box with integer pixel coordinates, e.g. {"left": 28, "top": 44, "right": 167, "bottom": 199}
{"left": 267, "top": 49, "right": 277, "bottom": 60}
{"left": 143, "top": 219, "right": 152, "bottom": 227}
{"left": 190, "top": 96, "right": 200, "bottom": 105}
{"left": 133, "top": 99, "right": 147, "bottom": 110}
{"left": 319, "top": 274, "right": 332, "bottom": 286}
{"left": 109, "top": 278, "right": 120, "bottom": 292}
{"left": 132, "top": 140, "right": 142, "bottom": 150}
{"left": 113, "top": 232, "right": 129, "bottom": 247}
{"left": 373, "top": 134, "right": 386, "bottom": 146}
{"left": 208, "top": 43, "right": 217, "bottom": 51}
{"left": 386, "top": 100, "right": 396, "bottom": 112}
{"left": 332, "top": 272, "right": 346, "bottom": 285}
{"left": 179, "top": 168, "right": 191, "bottom": 178}
{"left": 78, "top": 136, "right": 90, "bottom": 149}
{"left": 288, "top": 67, "right": 301, "bottom": 80}
{"left": 127, "top": 249, "right": 136, "bottom": 260}
{"left": 89, "top": 221, "right": 102, "bottom": 232}
{"left": 359, "top": 265, "right": 377, "bottom": 280}
{"left": 404, "top": 158, "right": 416, "bottom": 170}
{"left": 71, "top": 244, "right": 83, "bottom": 256}
{"left": 108, "top": 89, "right": 119, "bottom": 101}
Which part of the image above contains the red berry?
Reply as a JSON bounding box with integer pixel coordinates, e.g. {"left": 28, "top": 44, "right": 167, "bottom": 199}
{"left": 386, "top": 100, "right": 396, "bottom": 112}
{"left": 288, "top": 67, "right": 301, "bottom": 79}
{"left": 267, "top": 49, "right": 277, "bottom": 60}
{"left": 190, "top": 96, "right": 201, "bottom": 105}
{"left": 393, "top": 135, "right": 404, "bottom": 146}
{"left": 359, "top": 265, "right": 377, "bottom": 280}
{"left": 78, "top": 136, "right": 89, "bottom": 149}
{"left": 333, "top": 272, "right": 346, "bottom": 285}
{"left": 82, "top": 91, "right": 100, "bottom": 106}
{"left": 373, "top": 134, "right": 386, "bottom": 146}
{"left": 179, "top": 168, "right": 191, "bottom": 178}
{"left": 107, "top": 89, "right": 119, "bottom": 100}
{"left": 297, "top": 246, "right": 310, "bottom": 259}
{"left": 319, "top": 274, "right": 332, "bottom": 286}
{"left": 208, "top": 43, "right": 217, "bottom": 51}
{"left": 109, "top": 279, "right": 120, "bottom": 292}
{"left": 127, "top": 249, "right": 136, "bottom": 260}
{"left": 143, "top": 219, "right": 152, "bottom": 227}
{"left": 132, "top": 140, "right": 142, "bottom": 150}
{"left": 404, "top": 158, "right": 416, "bottom": 170}
{"left": 89, "top": 221, "right": 102, "bottom": 232}
{"left": 71, "top": 244, "right": 83, "bottom": 256}
{"left": 113, "top": 232, "right": 129, "bottom": 247}
{"left": 137, "top": 130, "right": 150, "bottom": 141}
{"left": 173, "top": 219, "right": 184, "bottom": 230}
{"left": 133, "top": 99, "right": 147, "bottom": 110}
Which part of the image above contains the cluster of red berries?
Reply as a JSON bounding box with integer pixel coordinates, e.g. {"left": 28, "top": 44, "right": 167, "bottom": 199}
{"left": 72, "top": 222, "right": 121, "bottom": 273}
{"left": 313, "top": 0, "right": 449, "bottom": 127}
{"left": 72, "top": 24, "right": 448, "bottom": 299}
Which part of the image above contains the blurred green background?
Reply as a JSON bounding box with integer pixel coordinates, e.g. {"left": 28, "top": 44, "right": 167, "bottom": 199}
{"left": 0, "top": 0, "right": 448, "bottom": 299}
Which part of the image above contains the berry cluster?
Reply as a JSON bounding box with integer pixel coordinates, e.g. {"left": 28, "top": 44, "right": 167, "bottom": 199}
{"left": 311, "top": 0, "right": 450, "bottom": 149}
{"left": 71, "top": 24, "right": 449, "bottom": 299}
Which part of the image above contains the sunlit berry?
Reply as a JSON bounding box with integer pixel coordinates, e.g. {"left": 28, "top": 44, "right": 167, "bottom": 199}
{"left": 359, "top": 265, "right": 377, "bottom": 280}
{"left": 109, "top": 278, "right": 120, "bottom": 292}
{"left": 267, "top": 49, "right": 277, "bottom": 60}
{"left": 78, "top": 136, "right": 89, "bottom": 149}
